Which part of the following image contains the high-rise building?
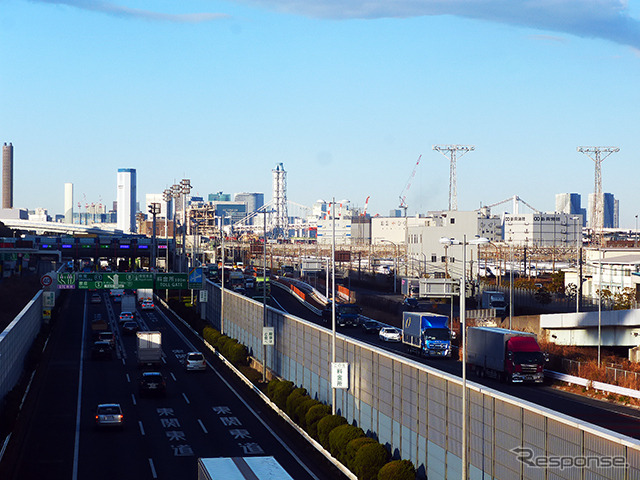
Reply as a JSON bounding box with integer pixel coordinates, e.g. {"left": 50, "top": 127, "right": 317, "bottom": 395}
{"left": 117, "top": 168, "right": 137, "bottom": 233}
{"left": 234, "top": 192, "right": 264, "bottom": 225}
{"left": 2, "top": 143, "right": 13, "bottom": 209}
{"left": 555, "top": 193, "right": 581, "bottom": 215}
{"left": 64, "top": 183, "right": 73, "bottom": 224}
{"left": 588, "top": 193, "right": 617, "bottom": 229}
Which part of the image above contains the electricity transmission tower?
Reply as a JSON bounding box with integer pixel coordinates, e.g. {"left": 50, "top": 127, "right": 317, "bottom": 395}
{"left": 433, "top": 145, "right": 475, "bottom": 210}
{"left": 577, "top": 146, "right": 619, "bottom": 243}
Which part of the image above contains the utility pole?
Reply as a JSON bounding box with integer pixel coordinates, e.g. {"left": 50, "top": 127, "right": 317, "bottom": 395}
{"left": 433, "top": 145, "right": 475, "bottom": 211}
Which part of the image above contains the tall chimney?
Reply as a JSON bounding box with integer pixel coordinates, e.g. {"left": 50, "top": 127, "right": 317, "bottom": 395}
{"left": 2, "top": 142, "right": 13, "bottom": 209}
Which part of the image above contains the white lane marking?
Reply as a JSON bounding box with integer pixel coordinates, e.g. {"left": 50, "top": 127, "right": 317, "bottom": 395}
{"left": 157, "top": 307, "right": 320, "bottom": 480}
{"left": 148, "top": 458, "right": 158, "bottom": 479}
{"left": 170, "top": 372, "right": 177, "bottom": 382}
{"left": 139, "top": 421, "right": 146, "bottom": 436}
{"left": 161, "top": 356, "right": 167, "bottom": 364}
{"left": 182, "top": 393, "right": 190, "bottom": 405}
{"left": 126, "top": 373, "right": 131, "bottom": 383}
{"left": 197, "top": 419, "right": 208, "bottom": 433}
{"left": 72, "top": 292, "right": 89, "bottom": 480}
{"left": 131, "top": 393, "right": 137, "bottom": 406}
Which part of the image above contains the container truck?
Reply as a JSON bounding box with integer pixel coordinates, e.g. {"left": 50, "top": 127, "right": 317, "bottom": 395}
{"left": 402, "top": 312, "right": 452, "bottom": 357}
{"left": 466, "top": 326, "right": 545, "bottom": 383}
{"left": 121, "top": 294, "right": 137, "bottom": 315}
{"left": 480, "top": 290, "right": 508, "bottom": 317}
{"left": 136, "top": 331, "right": 162, "bottom": 367}
{"left": 197, "top": 457, "right": 294, "bottom": 480}
{"left": 137, "top": 288, "right": 153, "bottom": 303}
{"left": 322, "top": 302, "right": 362, "bottom": 327}
{"left": 401, "top": 278, "right": 420, "bottom": 298}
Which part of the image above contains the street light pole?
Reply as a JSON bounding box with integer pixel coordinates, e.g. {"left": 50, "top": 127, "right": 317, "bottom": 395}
{"left": 331, "top": 198, "right": 337, "bottom": 415}
{"left": 381, "top": 239, "right": 398, "bottom": 294}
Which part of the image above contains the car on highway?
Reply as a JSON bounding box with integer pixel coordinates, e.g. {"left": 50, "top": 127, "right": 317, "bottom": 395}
{"left": 379, "top": 327, "right": 402, "bottom": 342}
{"left": 95, "top": 403, "right": 124, "bottom": 428}
{"left": 139, "top": 372, "right": 166, "bottom": 396}
{"left": 121, "top": 321, "right": 139, "bottom": 335}
{"left": 140, "top": 299, "right": 154, "bottom": 310}
{"left": 118, "top": 312, "right": 135, "bottom": 325}
{"left": 361, "top": 320, "right": 382, "bottom": 334}
{"left": 184, "top": 351, "right": 206, "bottom": 371}
{"left": 90, "top": 293, "right": 102, "bottom": 304}
{"left": 91, "top": 341, "right": 113, "bottom": 360}
{"left": 98, "top": 331, "right": 115, "bottom": 348}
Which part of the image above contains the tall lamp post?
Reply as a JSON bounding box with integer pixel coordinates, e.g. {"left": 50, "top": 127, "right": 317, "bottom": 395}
{"left": 571, "top": 216, "right": 582, "bottom": 313}
{"left": 381, "top": 239, "right": 398, "bottom": 294}
{"left": 148, "top": 202, "right": 161, "bottom": 271}
{"left": 163, "top": 189, "right": 171, "bottom": 273}
{"left": 180, "top": 179, "right": 192, "bottom": 272}
{"left": 170, "top": 184, "right": 182, "bottom": 272}
{"left": 439, "top": 235, "right": 488, "bottom": 480}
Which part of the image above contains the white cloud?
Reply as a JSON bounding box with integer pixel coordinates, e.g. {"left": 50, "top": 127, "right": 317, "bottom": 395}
{"left": 34, "top": 0, "right": 230, "bottom": 22}
{"left": 235, "top": 0, "right": 640, "bottom": 49}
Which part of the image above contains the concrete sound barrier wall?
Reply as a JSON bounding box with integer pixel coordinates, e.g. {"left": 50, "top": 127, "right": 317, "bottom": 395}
{"left": 204, "top": 282, "right": 640, "bottom": 479}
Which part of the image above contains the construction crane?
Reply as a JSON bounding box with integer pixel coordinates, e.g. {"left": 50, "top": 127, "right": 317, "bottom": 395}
{"left": 398, "top": 155, "right": 422, "bottom": 214}
{"left": 361, "top": 196, "right": 370, "bottom": 217}
{"left": 480, "top": 195, "right": 540, "bottom": 214}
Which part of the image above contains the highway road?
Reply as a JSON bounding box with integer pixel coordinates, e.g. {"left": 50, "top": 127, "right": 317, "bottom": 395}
{"left": 270, "top": 282, "right": 640, "bottom": 441}
{"left": 0, "top": 289, "right": 348, "bottom": 480}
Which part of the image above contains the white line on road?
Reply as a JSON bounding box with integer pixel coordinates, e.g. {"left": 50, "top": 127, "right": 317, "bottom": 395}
{"left": 182, "top": 392, "right": 190, "bottom": 404}
{"left": 170, "top": 372, "right": 177, "bottom": 381}
{"left": 139, "top": 421, "right": 145, "bottom": 436}
{"left": 126, "top": 373, "right": 131, "bottom": 383}
{"left": 131, "top": 393, "right": 137, "bottom": 406}
{"left": 148, "top": 458, "right": 158, "bottom": 479}
{"left": 197, "top": 419, "right": 208, "bottom": 433}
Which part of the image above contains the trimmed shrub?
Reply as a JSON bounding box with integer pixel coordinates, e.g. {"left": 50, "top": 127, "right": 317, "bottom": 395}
{"left": 285, "top": 387, "right": 308, "bottom": 418}
{"left": 328, "top": 424, "right": 365, "bottom": 463}
{"left": 267, "top": 378, "right": 281, "bottom": 398}
{"left": 305, "top": 404, "right": 331, "bottom": 438}
{"left": 216, "top": 335, "right": 232, "bottom": 353}
{"left": 377, "top": 460, "right": 416, "bottom": 480}
{"left": 272, "top": 380, "right": 294, "bottom": 410}
{"left": 225, "top": 341, "right": 248, "bottom": 366}
{"left": 353, "top": 442, "right": 389, "bottom": 480}
{"left": 345, "top": 437, "right": 377, "bottom": 470}
{"left": 316, "top": 414, "right": 347, "bottom": 448}
{"left": 295, "top": 398, "right": 321, "bottom": 428}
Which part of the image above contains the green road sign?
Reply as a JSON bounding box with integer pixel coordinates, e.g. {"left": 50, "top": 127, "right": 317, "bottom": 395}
{"left": 156, "top": 273, "right": 188, "bottom": 290}
{"left": 57, "top": 273, "right": 76, "bottom": 290}
{"left": 77, "top": 272, "right": 154, "bottom": 289}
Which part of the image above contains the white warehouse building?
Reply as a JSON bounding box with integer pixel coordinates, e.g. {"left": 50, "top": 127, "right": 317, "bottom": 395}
{"left": 503, "top": 212, "right": 582, "bottom": 247}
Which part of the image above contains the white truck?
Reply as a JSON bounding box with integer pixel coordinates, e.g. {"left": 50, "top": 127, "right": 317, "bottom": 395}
{"left": 136, "top": 331, "right": 162, "bottom": 366}
{"left": 121, "top": 294, "right": 137, "bottom": 315}
{"left": 480, "top": 290, "right": 508, "bottom": 317}
{"left": 136, "top": 288, "right": 153, "bottom": 303}
{"left": 197, "top": 457, "right": 294, "bottom": 480}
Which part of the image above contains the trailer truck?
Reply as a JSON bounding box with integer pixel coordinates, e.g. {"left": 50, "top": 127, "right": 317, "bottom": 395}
{"left": 402, "top": 312, "right": 452, "bottom": 357}
{"left": 480, "top": 290, "right": 508, "bottom": 317}
{"left": 466, "top": 326, "right": 545, "bottom": 383}
{"left": 197, "top": 457, "right": 294, "bottom": 480}
{"left": 136, "top": 331, "right": 162, "bottom": 367}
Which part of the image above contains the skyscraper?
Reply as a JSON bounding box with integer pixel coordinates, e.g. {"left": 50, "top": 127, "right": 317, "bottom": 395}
{"left": 588, "top": 193, "right": 617, "bottom": 229}
{"left": 555, "top": 193, "right": 581, "bottom": 215}
{"left": 117, "top": 168, "right": 137, "bottom": 233}
{"left": 2, "top": 143, "right": 13, "bottom": 209}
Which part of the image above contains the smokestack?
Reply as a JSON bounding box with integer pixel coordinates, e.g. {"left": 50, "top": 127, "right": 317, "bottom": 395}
{"left": 2, "top": 143, "right": 13, "bottom": 209}
{"left": 64, "top": 183, "right": 74, "bottom": 223}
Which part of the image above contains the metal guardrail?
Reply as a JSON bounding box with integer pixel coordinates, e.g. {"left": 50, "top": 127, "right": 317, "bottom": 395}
{"left": 546, "top": 370, "right": 640, "bottom": 400}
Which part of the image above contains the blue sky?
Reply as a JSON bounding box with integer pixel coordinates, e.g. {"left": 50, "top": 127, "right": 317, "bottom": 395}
{"left": 1, "top": 0, "right": 639, "bottom": 226}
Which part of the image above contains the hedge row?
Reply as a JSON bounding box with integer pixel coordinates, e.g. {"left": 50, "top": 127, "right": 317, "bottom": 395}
{"left": 202, "top": 326, "right": 248, "bottom": 366}
{"left": 265, "top": 378, "right": 416, "bottom": 480}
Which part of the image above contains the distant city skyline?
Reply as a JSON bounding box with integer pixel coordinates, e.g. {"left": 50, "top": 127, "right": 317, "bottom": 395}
{"left": 2, "top": 1, "right": 639, "bottom": 226}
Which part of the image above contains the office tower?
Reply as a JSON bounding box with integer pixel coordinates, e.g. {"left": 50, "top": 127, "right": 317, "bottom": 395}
{"left": 555, "top": 193, "right": 581, "bottom": 215}
{"left": 588, "top": 193, "right": 616, "bottom": 229}
{"left": 117, "top": 168, "right": 137, "bottom": 233}
{"left": 2, "top": 143, "right": 13, "bottom": 209}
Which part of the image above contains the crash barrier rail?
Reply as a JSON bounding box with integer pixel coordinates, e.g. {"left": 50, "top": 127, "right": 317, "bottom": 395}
{"left": 562, "top": 358, "right": 640, "bottom": 386}
{"left": 205, "top": 281, "right": 640, "bottom": 479}
{"left": 546, "top": 370, "right": 640, "bottom": 401}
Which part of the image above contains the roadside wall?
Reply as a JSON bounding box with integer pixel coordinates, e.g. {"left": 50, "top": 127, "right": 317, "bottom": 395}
{"left": 204, "top": 280, "right": 640, "bottom": 479}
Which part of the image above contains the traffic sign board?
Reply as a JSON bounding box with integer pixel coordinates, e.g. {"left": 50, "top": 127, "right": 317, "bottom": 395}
{"left": 41, "top": 274, "right": 53, "bottom": 287}
{"left": 156, "top": 273, "right": 188, "bottom": 290}
{"left": 57, "top": 273, "right": 76, "bottom": 289}
{"left": 77, "top": 272, "right": 154, "bottom": 289}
